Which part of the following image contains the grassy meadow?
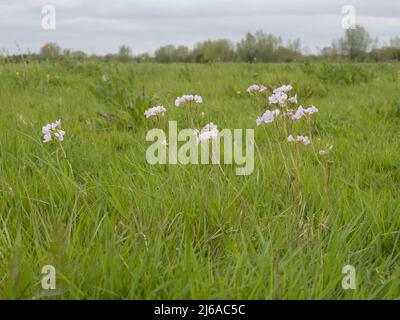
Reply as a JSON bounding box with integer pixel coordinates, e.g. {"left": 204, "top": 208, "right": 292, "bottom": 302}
{"left": 0, "top": 60, "right": 399, "bottom": 299}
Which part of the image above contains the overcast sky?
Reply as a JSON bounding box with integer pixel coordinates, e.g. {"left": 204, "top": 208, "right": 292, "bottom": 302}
{"left": 0, "top": 0, "right": 399, "bottom": 55}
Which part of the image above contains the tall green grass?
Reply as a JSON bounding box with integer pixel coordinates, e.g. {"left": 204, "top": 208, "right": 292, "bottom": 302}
{"left": 0, "top": 61, "right": 399, "bottom": 299}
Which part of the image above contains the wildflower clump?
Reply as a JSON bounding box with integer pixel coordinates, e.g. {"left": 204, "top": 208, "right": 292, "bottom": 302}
{"left": 194, "top": 123, "right": 219, "bottom": 144}
{"left": 253, "top": 82, "right": 327, "bottom": 227}
{"left": 144, "top": 106, "right": 167, "bottom": 119}
{"left": 319, "top": 145, "right": 333, "bottom": 156}
{"left": 175, "top": 95, "right": 203, "bottom": 107}
{"left": 194, "top": 123, "right": 219, "bottom": 164}
{"left": 256, "top": 109, "right": 280, "bottom": 125}
{"left": 247, "top": 84, "right": 267, "bottom": 95}
{"left": 42, "top": 120, "right": 65, "bottom": 143}
{"left": 256, "top": 83, "right": 318, "bottom": 145}
{"left": 175, "top": 94, "right": 203, "bottom": 127}
{"left": 287, "top": 135, "right": 311, "bottom": 145}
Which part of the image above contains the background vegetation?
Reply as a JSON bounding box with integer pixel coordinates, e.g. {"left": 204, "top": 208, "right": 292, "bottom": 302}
{"left": 3, "top": 25, "right": 400, "bottom": 64}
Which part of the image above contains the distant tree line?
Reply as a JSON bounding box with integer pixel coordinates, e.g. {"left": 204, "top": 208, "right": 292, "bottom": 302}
{"left": 3, "top": 25, "right": 400, "bottom": 63}
{"left": 320, "top": 25, "right": 400, "bottom": 62}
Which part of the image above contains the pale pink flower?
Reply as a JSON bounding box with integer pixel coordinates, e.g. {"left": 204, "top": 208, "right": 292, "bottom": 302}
{"left": 144, "top": 106, "right": 167, "bottom": 118}
{"left": 268, "top": 92, "right": 288, "bottom": 107}
{"left": 319, "top": 145, "right": 333, "bottom": 155}
{"left": 290, "top": 106, "right": 306, "bottom": 120}
{"left": 289, "top": 94, "right": 298, "bottom": 104}
{"left": 256, "top": 109, "right": 280, "bottom": 125}
{"left": 287, "top": 135, "right": 311, "bottom": 145}
{"left": 305, "top": 105, "right": 319, "bottom": 114}
{"left": 299, "top": 136, "right": 311, "bottom": 145}
{"left": 273, "top": 84, "right": 293, "bottom": 94}
{"left": 194, "top": 123, "right": 219, "bottom": 143}
{"left": 289, "top": 105, "right": 319, "bottom": 121}
{"left": 175, "top": 94, "right": 203, "bottom": 107}
{"left": 247, "top": 84, "right": 267, "bottom": 94}
{"left": 287, "top": 135, "right": 296, "bottom": 142}
{"left": 42, "top": 119, "right": 65, "bottom": 143}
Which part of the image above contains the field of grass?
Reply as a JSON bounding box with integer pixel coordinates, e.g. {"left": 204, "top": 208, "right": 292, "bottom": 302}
{"left": 0, "top": 60, "right": 399, "bottom": 299}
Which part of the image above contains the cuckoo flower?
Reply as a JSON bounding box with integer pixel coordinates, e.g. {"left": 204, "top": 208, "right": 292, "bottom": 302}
{"left": 194, "top": 123, "right": 219, "bottom": 144}
{"left": 287, "top": 135, "right": 311, "bottom": 145}
{"left": 144, "top": 106, "right": 167, "bottom": 118}
{"left": 175, "top": 95, "right": 203, "bottom": 107}
{"left": 268, "top": 92, "right": 288, "bottom": 107}
{"left": 289, "top": 94, "right": 298, "bottom": 104}
{"left": 288, "top": 105, "right": 319, "bottom": 121}
{"left": 42, "top": 120, "right": 65, "bottom": 143}
{"left": 247, "top": 84, "right": 267, "bottom": 94}
{"left": 256, "top": 109, "right": 280, "bottom": 125}
{"left": 319, "top": 145, "right": 334, "bottom": 156}
{"left": 268, "top": 84, "right": 295, "bottom": 107}
{"left": 273, "top": 84, "right": 293, "bottom": 94}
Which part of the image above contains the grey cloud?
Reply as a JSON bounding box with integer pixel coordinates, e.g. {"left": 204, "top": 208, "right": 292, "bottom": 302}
{"left": 0, "top": 0, "right": 399, "bottom": 55}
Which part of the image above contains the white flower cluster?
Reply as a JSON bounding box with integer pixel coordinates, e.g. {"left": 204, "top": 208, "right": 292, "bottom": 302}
{"left": 288, "top": 94, "right": 297, "bottom": 104}
{"left": 268, "top": 84, "right": 297, "bottom": 107}
{"left": 144, "top": 105, "right": 167, "bottom": 118}
{"left": 319, "top": 145, "right": 333, "bottom": 156}
{"left": 268, "top": 91, "right": 288, "bottom": 107}
{"left": 273, "top": 85, "right": 293, "bottom": 94}
{"left": 175, "top": 94, "right": 203, "bottom": 107}
{"left": 247, "top": 84, "right": 267, "bottom": 94}
{"left": 252, "top": 84, "right": 322, "bottom": 147}
{"left": 42, "top": 120, "right": 65, "bottom": 143}
{"left": 256, "top": 109, "right": 280, "bottom": 125}
{"left": 287, "top": 135, "right": 311, "bottom": 145}
{"left": 258, "top": 87, "right": 318, "bottom": 126}
{"left": 194, "top": 122, "right": 219, "bottom": 143}
{"left": 287, "top": 105, "right": 319, "bottom": 121}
